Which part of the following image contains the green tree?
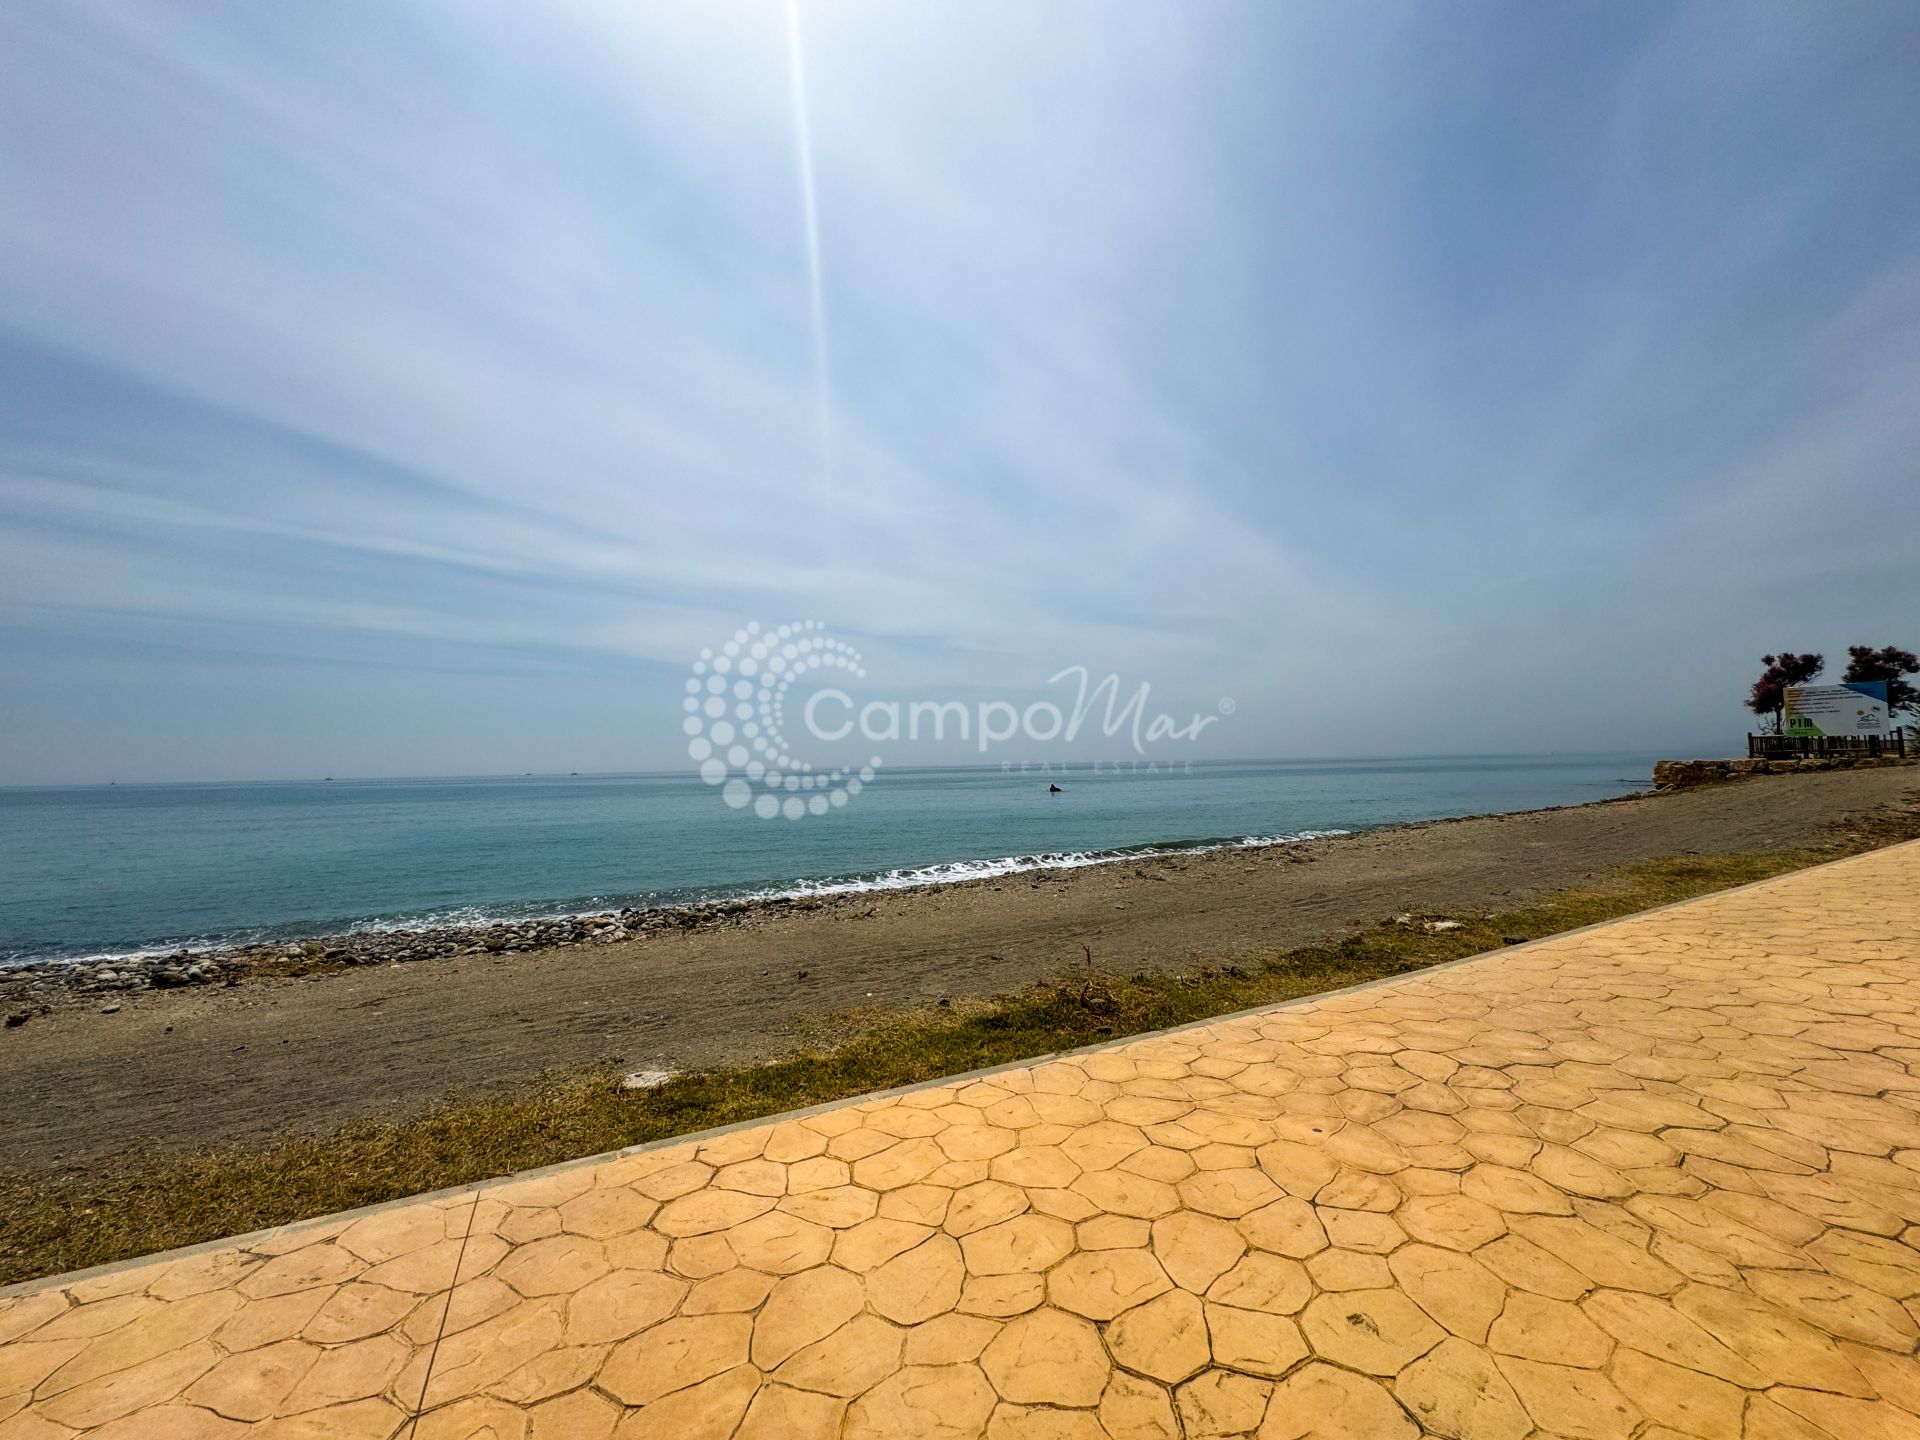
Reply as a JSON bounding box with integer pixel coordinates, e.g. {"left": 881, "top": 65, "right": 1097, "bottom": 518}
{"left": 1843, "top": 645, "right": 1920, "bottom": 722}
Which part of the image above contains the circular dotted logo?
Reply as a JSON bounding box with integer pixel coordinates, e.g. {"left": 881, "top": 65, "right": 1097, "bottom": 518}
{"left": 685, "top": 620, "right": 882, "bottom": 819}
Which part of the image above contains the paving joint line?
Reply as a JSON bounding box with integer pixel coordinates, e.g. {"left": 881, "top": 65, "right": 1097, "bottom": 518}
{"left": 400, "top": 1183, "right": 480, "bottom": 1438}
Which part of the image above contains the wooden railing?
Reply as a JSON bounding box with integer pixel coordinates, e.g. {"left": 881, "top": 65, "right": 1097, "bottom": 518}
{"left": 1748, "top": 729, "right": 1909, "bottom": 759}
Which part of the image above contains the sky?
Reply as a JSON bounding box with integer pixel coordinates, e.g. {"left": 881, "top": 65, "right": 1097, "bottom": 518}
{"left": 1, "top": 0, "right": 1916, "bottom": 784}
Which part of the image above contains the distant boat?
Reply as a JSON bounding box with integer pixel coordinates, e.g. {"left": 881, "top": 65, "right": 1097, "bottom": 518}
{"left": 1048, "top": 783, "right": 1063, "bottom": 793}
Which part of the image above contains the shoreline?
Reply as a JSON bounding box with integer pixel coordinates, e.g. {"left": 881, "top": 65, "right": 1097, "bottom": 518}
{"left": 4, "top": 753, "right": 1911, "bottom": 1006}
{"left": 4, "top": 757, "right": 1702, "bottom": 980}
{"left": 7, "top": 781, "right": 1742, "bottom": 1009}
{"left": 0, "top": 826, "right": 1360, "bottom": 987}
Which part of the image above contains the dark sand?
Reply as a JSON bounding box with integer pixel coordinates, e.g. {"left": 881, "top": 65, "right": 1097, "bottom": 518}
{"left": 4, "top": 765, "right": 1915, "bottom": 1173}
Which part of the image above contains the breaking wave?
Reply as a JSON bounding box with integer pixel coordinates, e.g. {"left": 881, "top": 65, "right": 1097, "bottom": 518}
{"left": 740, "top": 829, "right": 1351, "bottom": 901}
{"left": 4, "top": 827, "right": 1350, "bottom": 967}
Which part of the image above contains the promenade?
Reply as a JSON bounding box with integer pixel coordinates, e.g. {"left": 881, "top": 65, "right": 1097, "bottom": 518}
{"left": 4, "top": 841, "right": 1919, "bottom": 1438}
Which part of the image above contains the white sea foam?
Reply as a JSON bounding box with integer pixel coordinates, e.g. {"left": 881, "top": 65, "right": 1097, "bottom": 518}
{"left": 737, "top": 829, "right": 1351, "bottom": 902}
{"left": 5, "top": 828, "right": 1349, "bottom": 967}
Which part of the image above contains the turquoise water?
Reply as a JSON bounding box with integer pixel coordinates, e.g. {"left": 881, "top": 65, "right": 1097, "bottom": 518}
{"left": 0, "top": 755, "right": 1659, "bottom": 964}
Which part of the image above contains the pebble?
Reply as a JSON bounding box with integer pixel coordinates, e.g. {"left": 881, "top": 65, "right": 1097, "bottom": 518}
{"left": 2, "top": 891, "right": 849, "bottom": 1008}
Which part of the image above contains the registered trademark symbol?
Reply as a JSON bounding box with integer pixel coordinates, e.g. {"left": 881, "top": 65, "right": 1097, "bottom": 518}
{"left": 1218, "top": 697, "right": 1236, "bottom": 716}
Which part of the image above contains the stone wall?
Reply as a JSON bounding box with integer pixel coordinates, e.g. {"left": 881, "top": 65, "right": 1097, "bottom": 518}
{"left": 1652, "top": 753, "right": 1916, "bottom": 791}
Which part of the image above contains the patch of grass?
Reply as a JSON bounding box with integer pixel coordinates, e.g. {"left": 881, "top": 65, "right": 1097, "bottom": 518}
{"left": 2, "top": 826, "right": 1913, "bottom": 1288}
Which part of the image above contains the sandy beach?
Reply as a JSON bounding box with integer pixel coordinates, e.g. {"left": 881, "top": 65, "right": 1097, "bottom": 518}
{"left": 2, "top": 764, "right": 1916, "bottom": 1177}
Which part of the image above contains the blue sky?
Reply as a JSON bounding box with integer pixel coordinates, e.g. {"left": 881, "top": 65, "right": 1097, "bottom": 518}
{"left": 1, "top": 1, "right": 1916, "bottom": 782}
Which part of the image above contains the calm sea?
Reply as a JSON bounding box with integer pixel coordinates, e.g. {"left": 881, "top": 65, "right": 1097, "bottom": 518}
{"left": 0, "top": 755, "right": 1660, "bottom": 965}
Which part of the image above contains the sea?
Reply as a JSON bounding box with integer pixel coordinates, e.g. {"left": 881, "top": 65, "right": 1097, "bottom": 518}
{"left": 0, "top": 754, "right": 1662, "bottom": 966}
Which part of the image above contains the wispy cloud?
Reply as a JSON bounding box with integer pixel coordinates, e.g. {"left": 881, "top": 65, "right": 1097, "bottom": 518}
{"left": 1, "top": 0, "right": 1916, "bottom": 780}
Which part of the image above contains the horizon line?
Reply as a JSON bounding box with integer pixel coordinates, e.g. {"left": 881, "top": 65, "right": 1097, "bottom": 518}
{"left": 0, "top": 748, "right": 1705, "bottom": 791}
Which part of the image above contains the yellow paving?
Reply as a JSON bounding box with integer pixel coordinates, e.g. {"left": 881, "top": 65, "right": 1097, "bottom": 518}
{"left": 5, "top": 843, "right": 1920, "bottom": 1439}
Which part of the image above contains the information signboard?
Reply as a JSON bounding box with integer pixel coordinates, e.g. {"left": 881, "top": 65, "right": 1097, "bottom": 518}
{"left": 1783, "top": 681, "right": 1891, "bottom": 738}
